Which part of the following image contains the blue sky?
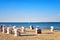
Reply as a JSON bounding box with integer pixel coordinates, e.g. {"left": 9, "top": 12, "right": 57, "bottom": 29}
{"left": 0, "top": 0, "right": 60, "bottom": 22}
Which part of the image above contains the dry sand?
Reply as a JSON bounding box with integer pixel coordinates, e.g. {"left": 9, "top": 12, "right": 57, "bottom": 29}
{"left": 0, "top": 28, "right": 60, "bottom": 40}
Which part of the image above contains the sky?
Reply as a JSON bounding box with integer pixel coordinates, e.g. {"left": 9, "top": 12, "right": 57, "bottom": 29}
{"left": 0, "top": 0, "right": 60, "bottom": 22}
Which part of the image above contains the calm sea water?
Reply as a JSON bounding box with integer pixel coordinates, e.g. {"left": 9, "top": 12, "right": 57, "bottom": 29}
{"left": 0, "top": 22, "right": 60, "bottom": 30}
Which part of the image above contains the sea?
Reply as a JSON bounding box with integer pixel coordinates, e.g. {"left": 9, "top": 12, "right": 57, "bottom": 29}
{"left": 0, "top": 22, "right": 60, "bottom": 30}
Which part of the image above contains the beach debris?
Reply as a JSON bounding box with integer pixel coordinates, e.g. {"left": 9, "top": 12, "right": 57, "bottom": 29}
{"left": 14, "top": 28, "right": 20, "bottom": 36}
{"left": 36, "top": 27, "right": 41, "bottom": 34}
{"left": 50, "top": 26, "right": 54, "bottom": 32}
{"left": 2, "top": 25, "right": 7, "bottom": 33}
{"left": 21, "top": 26, "right": 25, "bottom": 32}
{"left": 7, "top": 27, "right": 12, "bottom": 34}
{"left": 30, "top": 25, "right": 34, "bottom": 30}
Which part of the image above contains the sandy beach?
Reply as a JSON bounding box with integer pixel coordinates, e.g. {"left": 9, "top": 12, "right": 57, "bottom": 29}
{"left": 0, "top": 28, "right": 60, "bottom": 40}
{"left": 0, "top": 0, "right": 60, "bottom": 40}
